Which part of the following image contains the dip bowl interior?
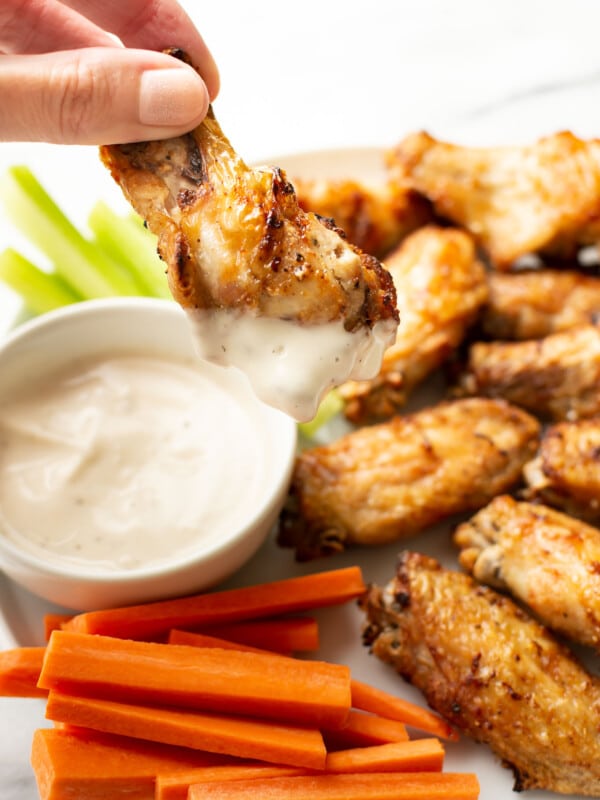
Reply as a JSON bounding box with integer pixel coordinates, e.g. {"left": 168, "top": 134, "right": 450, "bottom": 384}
{"left": 0, "top": 298, "right": 297, "bottom": 611}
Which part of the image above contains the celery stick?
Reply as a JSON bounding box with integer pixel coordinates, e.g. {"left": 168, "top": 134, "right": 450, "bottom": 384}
{"left": 0, "top": 166, "right": 144, "bottom": 299}
{"left": 0, "top": 248, "right": 80, "bottom": 315}
{"left": 88, "top": 200, "right": 171, "bottom": 300}
{"left": 298, "top": 389, "right": 344, "bottom": 439}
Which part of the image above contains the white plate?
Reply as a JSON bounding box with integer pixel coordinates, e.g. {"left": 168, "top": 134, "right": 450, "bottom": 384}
{"left": 0, "top": 147, "right": 588, "bottom": 800}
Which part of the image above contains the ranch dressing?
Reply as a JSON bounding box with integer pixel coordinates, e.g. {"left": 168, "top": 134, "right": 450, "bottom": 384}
{"left": 187, "top": 310, "right": 397, "bottom": 422}
{"left": 0, "top": 354, "right": 263, "bottom": 572}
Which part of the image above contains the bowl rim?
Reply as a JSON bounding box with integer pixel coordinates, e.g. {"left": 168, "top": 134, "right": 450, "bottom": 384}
{"left": 0, "top": 297, "right": 297, "bottom": 587}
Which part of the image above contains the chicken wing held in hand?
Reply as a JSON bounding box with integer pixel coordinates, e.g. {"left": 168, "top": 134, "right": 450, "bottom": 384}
{"left": 99, "top": 60, "right": 398, "bottom": 421}
{"left": 339, "top": 226, "right": 488, "bottom": 423}
{"left": 454, "top": 494, "right": 600, "bottom": 651}
{"left": 361, "top": 551, "right": 600, "bottom": 795}
{"left": 388, "top": 130, "right": 600, "bottom": 268}
{"left": 524, "top": 417, "right": 600, "bottom": 521}
{"left": 277, "top": 397, "right": 539, "bottom": 560}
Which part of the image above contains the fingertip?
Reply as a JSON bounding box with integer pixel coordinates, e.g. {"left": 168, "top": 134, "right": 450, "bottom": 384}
{"left": 138, "top": 63, "right": 210, "bottom": 131}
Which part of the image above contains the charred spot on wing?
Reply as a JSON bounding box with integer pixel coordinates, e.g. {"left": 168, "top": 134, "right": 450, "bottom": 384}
{"left": 271, "top": 167, "right": 296, "bottom": 197}
{"left": 177, "top": 188, "right": 198, "bottom": 209}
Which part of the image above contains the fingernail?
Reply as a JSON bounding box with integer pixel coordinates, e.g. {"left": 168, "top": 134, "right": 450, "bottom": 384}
{"left": 138, "top": 68, "right": 208, "bottom": 127}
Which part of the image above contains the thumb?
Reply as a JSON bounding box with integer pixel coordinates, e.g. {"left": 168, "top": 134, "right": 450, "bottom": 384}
{"left": 0, "top": 48, "right": 210, "bottom": 145}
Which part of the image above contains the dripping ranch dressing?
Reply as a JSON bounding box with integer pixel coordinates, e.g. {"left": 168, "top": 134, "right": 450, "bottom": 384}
{"left": 0, "top": 353, "right": 264, "bottom": 572}
{"left": 186, "top": 310, "right": 397, "bottom": 422}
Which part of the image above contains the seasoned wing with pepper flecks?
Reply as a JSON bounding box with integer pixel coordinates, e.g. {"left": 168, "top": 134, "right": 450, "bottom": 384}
{"left": 277, "top": 398, "right": 539, "bottom": 560}
{"left": 482, "top": 268, "right": 600, "bottom": 340}
{"left": 361, "top": 550, "right": 600, "bottom": 795}
{"left": 339, "top": 226, "right": 488, "bottom": 423}
{"left": 99, "top": 60, "right": 398, "bottom": 420}
{"left": 524, "top": 417, "right": 600, "bottom": 521}
{"left": 388, "top": 130, "right": 600, "bottom": 268}
{"left": 454, "top": 494, "right": 600, "bottom": 651}
{"left": 459, "top": 323, "right": 600, "bottom": 421}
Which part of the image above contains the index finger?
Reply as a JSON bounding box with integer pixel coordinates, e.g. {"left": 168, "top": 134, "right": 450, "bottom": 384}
{"left": 61, "top": 0, "right": 219, "bottom": 99}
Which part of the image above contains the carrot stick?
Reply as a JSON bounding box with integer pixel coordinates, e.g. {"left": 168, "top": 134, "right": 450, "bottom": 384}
{"left": 43, "top": 613, "right": 73, "bottom": 640}
{"left": 351, "top": 679, "right": 458, "bottom": 741}
{"left": 167, "top": 629, "right": 276, "bottom": 655}
{"left": 38, "top": 631, "right": 352, "bottom": 729}
{"left": 210, "top": 617, "right": 320, "bottom": 653}
{"left": 325, "top": 739, "right": 444, "bottom": 774}
{"left": 45, "top": 691, "right": 327, "bottom": 770}
{"left": 156, "top": 765, "right": 308, "bottom": 800}
{"left": 0, "top": 647, "right": 47, "bottom": 698}
{"left": 187, "top": 772, "right": 481, "bottom": 800}
{"left": 31, "top": 727, "right": 231, "bottom": 800}
{"left": 62, "top": 566, "right": 365, "bottom": 639}
{"left": 323, "top": 710, "right": 409, "bottom": 750}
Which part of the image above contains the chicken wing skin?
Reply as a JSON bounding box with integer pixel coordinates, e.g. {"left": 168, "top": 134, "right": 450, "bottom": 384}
{"left": 361, "top": 551, "right": 600, "bottom": 795}
{"left": 388, "top": 130, "right": 600, "bottom": 268}
{"left": 482, "top": 268, "right": 600, "bottom": 340}
{"left": 523, "top": 417, "right": 600, "bottom": 521}
{"left": 339, "top": 226, "right": 488, "bottom": 423}
{"left": 454, "top": 494, "right": 600, "bottom": 651}
{"left": 460, "top": 323, "right": 600, "bottom": 421}
{"left": 99, "top": 64, "right": 398, "bottom": 419}
{"left": 292, "top": 176, "right": 431, "bottom": 259}
{"left": 277, "top": 398, "right": 539, "bottom": 560}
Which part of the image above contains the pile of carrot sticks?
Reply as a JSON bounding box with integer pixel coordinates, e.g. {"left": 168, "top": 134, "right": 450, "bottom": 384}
{"left": 0, "top": 566, "right": 480, "bottom": 800}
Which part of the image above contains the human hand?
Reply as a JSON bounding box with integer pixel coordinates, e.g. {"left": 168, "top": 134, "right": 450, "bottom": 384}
{"left": 0, "top": 0, "right": 219, "bottom": 145}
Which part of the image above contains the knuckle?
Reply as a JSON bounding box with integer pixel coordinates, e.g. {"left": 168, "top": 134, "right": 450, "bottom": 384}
{"left": 49, "top": 55, "right": 114, "bottom": 143}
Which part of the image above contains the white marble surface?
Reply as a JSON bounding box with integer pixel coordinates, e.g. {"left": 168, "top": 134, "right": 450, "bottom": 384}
{"left": 1, "top": 1, "right": 599, "bottom": 797}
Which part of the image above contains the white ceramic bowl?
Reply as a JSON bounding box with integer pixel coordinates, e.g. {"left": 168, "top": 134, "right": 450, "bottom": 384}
{"left": 0, "top": 298, "right": 297, "bottom": 610}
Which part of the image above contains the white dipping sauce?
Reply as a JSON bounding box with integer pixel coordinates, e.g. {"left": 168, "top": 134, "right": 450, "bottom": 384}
{"left": 187, "top": 310, "right": 397, "bottom": 422}
{"left": 0, "top": 354, "right": 263, "bottom": 572}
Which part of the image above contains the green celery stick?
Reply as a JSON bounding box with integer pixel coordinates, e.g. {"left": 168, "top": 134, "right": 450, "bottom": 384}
{"left": 88, "top": 200, "right": 171, "bottom": 300}
{"left": 0, "top": 166, "right": 145, "bottom": 299}
{"left": 298, "top": 389, "right": 344, "bottom": 439}
{"left": 0, "top": 248, "right": 80, "bottom": 314}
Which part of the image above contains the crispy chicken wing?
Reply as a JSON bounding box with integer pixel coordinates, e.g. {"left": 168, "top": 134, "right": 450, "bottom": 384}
{"left": 277, "top": 398, "right": 539, "bottom": 560}
{"left": 482, "top": 268, "right": 600, "bottom": 340}
{"left": 361, "top": 551, "right": 600, "bottom": 795}
{"left": 100, "top": 77, "right": 397, "bottom": 420}
{"left": 292, "top": 176, "right": 431, "bottom": 259}
{"left": 338, "top": 226, "right": 488, "bottom": 423}
{"left": 388, "top": 130, "right": 600, "bottom": 268}
{"left": 454, "top": 494, "right": 600, "bottom": 651}
{"left": 460, "top": 323, "right": 600, "bottom": 421}
{"left": 524, "top": 417, "right": 600, "bottom": 521}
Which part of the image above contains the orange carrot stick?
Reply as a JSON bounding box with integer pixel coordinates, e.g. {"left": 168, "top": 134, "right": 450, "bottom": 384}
{"left": 351, "top": 679, "right": 458, "bottom": 741}
{"left": 43, "top": 613, "right": 73, "bottom": 640}
{"left": 31, "top": 727, "right": 230, "bottom": 800}
{"left": 187, "top": 772, "right": 481, "bottom": 800}
{"left": 0, "top": 647, "right": 46, "bottom": 698}
{"left": 210, "top": 617, "right": 320, "bottom": 653}
{"left": 62, "top": 566, "right": 365, "bottom": 639}
{"left": 45, "top": 691, "right": 327, "bottom": 770}
{"left": 323, "top": 710, "right": 409, "bottom": 750}
{"left": 325, "top": 739, "right": 444, "bottom": 774}
{"left": 156, "top": 765, "right": 308, "bottom": 800}
{"left": 167, "top": 629, "right": 275, "bottom": 655}
{"left": 38, "top": 631, "right": 352, "bottom": 729}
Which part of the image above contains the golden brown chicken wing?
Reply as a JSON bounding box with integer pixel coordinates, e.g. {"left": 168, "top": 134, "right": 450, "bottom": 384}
{"left": 292, "top": 175, "right": 431, "bottom": 259}
{"left": 454, "top": 494, "right": 600, "bottom": 651}
{"left": 482, "top": 268, "right": 600, "bottom": 340}
{"left": 361, "top": 550, "right": 600, "bottom": 795}
{"left": 277, "top": 397, "right": 539, "bottom": 560}
{"left": 459, "top": 323, "right": 600, "bottom": 421}
{"left": 523, "top": 417, "right": 600, "bottom": 521}
{"left": 388, "top": 130, "right": 600, "bottom": 268}
{"left": 339, "top": 226, "right": 488, "bottom": 423}
{"left": 100, "top": 89, "right": 398, "bottom": 420}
